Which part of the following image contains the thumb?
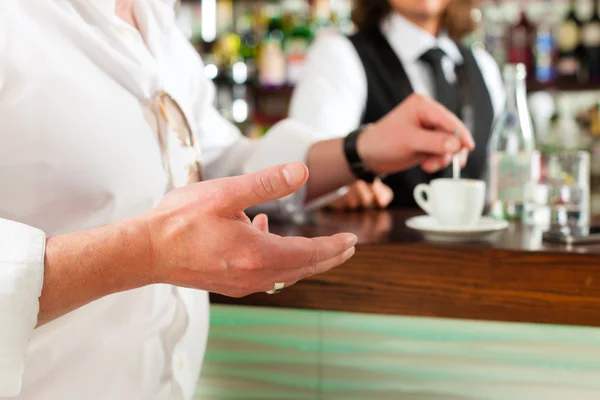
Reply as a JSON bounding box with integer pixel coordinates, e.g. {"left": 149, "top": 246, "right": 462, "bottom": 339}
{"left": 214, "top": 162, "right": 309, "bottom": 212}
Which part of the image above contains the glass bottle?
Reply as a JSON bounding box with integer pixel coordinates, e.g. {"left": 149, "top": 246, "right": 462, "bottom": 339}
{"left": 488, "top": 64, "right": 540, "bottom": 221}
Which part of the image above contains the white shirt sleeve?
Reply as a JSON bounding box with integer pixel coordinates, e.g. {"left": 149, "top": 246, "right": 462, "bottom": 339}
{"left": 0, "top": 218, "right": 45, "bottom": 397}
{"left": 199, "top": 104, "right": 318, "bottom": 214}
{"left": 289, "top": 35, "right": 367, "bottom": 138}
{"left": 174, "top": 32, "right": 320, "bottom": 214}
{"left": 472, "top": 46, "right": 506, "bottom": 119}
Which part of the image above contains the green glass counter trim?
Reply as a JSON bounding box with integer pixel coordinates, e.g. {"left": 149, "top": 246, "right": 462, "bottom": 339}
{"left": 197, "top": 305, "right": 600, "bottom": 399}
{"left": 207, "top": 308, "right": 600, "bottom": 370}
{"left": 210, "top": 306, "right": 600, "bottom": 345}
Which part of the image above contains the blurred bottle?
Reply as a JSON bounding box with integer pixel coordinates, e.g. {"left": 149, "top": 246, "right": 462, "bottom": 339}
{"left": 589, "top": 101, "right": 600, "bottom": 197}
{"left": 507, "top": 10, "right": 535, "bottom": 77}
{"left": 582, "top": 0, "right": 600, "bottom": 81}
{"left": 258, "top": 15, "right": 287, "bottom": 87}
{"left": 489, "top": 64, "right": 540, "bottom": 221}
{"left": 556, "top": 0, "right": 583, "bottom": 80}
{"left": 238, "top": 12, "right": 259, "bottom": 81}
{"left": 217, "top": 32, "right": 242, "bottom": 78}
{"left": 534, "top": 1, "right": 556, "bottom": 82}
{"left": 312, "top": 0, "right": 336, "bottom": 38}
{"left": 483, "top": 4, "right": 507, "bottom": 67}
{"left": 285, "top": 8, "right": 313, "bottom": 84}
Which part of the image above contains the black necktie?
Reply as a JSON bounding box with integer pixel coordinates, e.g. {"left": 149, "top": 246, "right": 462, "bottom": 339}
{"left": 420, "top": 48, "right": 458, "bottom": 115}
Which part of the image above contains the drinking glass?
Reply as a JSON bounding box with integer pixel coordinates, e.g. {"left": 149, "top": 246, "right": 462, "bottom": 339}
{"left": 523, "top": 151, "right": 590, "bottom": 230}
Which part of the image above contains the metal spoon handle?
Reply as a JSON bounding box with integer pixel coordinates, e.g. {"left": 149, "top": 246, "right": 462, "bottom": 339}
{"left": 452, "top": 129, "right": 461, "bottom": 180}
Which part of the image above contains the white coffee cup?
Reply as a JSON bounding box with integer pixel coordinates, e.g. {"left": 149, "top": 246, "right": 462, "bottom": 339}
{"left": 413, "top": 178, "right": 486, "bottom": 226}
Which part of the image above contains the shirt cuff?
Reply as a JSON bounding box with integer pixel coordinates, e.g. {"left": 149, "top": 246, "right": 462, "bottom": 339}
{"left": 243, "top": 119, "right": 320, "bottom": 215}
{"left": 0, "top": 219, "right": 45, "bottom": 397}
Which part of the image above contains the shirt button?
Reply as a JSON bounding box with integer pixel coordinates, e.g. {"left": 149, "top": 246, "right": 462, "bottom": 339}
{"left": 178, "top": 359, "right": 185, "bottom": 371}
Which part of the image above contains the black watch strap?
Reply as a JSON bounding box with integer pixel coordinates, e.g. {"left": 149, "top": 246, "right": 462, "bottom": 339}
{"left": 343, "top": 125, "right": 377, "bottom": 183}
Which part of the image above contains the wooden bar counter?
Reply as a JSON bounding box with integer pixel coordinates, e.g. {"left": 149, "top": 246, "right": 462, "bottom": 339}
{"left": 211, "top": 210, "right": 600, "bottom": 328}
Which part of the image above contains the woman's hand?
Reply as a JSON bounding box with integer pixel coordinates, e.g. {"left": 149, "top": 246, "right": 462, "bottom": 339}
{"left": 143, "top": 162, "right": 357, "bottom": 297}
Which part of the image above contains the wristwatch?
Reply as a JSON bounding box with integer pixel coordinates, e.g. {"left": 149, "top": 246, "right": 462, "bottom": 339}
{"left": 343, "top": 125, "right": 377, "bottom": 183}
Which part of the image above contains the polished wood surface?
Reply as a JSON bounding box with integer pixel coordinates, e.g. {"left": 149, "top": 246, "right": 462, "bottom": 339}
{"left": 211, "top": 210, "right": 600, "bottom": 327}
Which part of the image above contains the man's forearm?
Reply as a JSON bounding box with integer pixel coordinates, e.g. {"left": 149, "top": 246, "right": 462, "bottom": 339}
{"left": 305, "top": 138, "right": 356, "bottom": 202}
{"left": 39, "top": 219, "right": 151, "bottom": 326}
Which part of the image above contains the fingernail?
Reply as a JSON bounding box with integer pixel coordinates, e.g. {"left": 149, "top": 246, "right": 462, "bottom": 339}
{"left": 343, "top": 247, "right": 356, "bottom": 259}
{"left": 384, "top": 192, "right": 393, "bottom": 205}
{"left": 344, "top": 234, "right": 358, "bottom": 246}
{"left": 444, "top": 138, "right": 459, "bottom": 152}
{"left": 282, "top": 163, "right": 306, "bottom": 186}
{"left": 429, "top": 162, "right": 440, "bottom": 172}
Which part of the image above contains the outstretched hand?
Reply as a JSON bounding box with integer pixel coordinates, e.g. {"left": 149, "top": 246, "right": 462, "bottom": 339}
{"left": 143, "top": 162, "right": 357, "bottom": 297}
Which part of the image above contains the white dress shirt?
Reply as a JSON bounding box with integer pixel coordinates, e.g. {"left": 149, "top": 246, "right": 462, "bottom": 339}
{"left": 0, "top": 0, "right": 320, "bottom": 398}
{"left": 289, "top": 13, "right": 506, "bottom": 138}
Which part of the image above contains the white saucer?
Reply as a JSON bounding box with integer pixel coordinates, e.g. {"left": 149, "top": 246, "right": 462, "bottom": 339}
{"left": 406, "top": 215, "right": 509, "bottom": 242}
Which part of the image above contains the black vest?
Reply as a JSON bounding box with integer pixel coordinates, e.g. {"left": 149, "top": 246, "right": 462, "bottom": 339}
{"left": 348, "top": 28, "right": 495, "bottom": 208}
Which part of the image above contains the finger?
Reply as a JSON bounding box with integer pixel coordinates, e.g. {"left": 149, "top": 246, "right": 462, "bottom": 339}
{"left": 327, "top": 196, "right": 347, "bottom": 210}
{"left": 354, "top": 181, "right": 375, "bottom": 208}
{"left": 411, "top": 128, "right": 463, "bottom": 156}
{"left": 265, "top": 232, "right": 357, "bottom": 270}
{"left": 215, "top": 162, "right": 309, "bottom": 212}
{"left": 310, "top": 246, "right": 356, "bottom": 276}
{"left": 346, "top": 187, "right": 360, "bottom": 209}
{"left": 252, "top": 214, "right": 269, "bottom": 233}
{"left": 260, "top": 246, "right": 357, "bottom": 293}
{"left": 410, "top": 94, "right": 475, "bottom": 150}
{"left": 421, "top": 153, "right": 452, "bottom": 173}
{"left": 372, "top": 179, "right": 394, "bottom": 208}
{"left": 327, "top": 196, "right": 346, "bottom": 209}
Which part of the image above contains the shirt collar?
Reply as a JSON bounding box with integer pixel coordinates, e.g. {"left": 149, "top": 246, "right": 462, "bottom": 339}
{"left": 84, "top": 0, "right": 176, "bottom": 19}
{"left": 75, "top": 0, "right": 176, "bottom": 31}
{"left": 380, "top": 12, "right": 463, "bottom": 65}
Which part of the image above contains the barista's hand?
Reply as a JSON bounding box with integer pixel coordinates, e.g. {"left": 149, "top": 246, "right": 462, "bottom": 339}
{"left": 327, "top": 179, "right": 394, "bottom": 210}
{"left": 358, "top": 93, "right": 474, "bottom": 175}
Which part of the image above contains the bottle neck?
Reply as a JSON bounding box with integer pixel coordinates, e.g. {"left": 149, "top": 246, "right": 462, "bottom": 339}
{"left": 568, "top": 0, "right": 579, "bottom": 16}
{"left": 505, "top": 77, "right": 528, "bottom": 111}
{"left": 503, "top": 69, "right": 535, "bottom": 149}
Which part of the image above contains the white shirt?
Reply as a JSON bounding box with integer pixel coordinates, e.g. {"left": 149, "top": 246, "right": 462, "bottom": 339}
{"left": 0, "top": 0, "right": 320, "bottom": 398}
{"left": 289, "top": 13, "right": 506, "bottom": 138}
